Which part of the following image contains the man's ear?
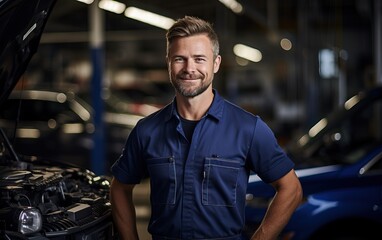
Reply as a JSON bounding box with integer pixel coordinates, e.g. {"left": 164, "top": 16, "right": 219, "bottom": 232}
{"left": 213, "top": 55, "right": 222, "bottom": 73}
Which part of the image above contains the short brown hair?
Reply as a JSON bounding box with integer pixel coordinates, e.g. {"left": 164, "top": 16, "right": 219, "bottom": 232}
{"left": 166, "top": 16, "right": 220, "bottom": 59}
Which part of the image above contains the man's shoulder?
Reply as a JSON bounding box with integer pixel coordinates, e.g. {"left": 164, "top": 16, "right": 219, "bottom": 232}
{"left": 222, "top": 98, "right": 259, "bottom": 119}
{"left": 211, "top": 91, "right": 258, "bottom": 121}
{"left": 136, "top": 103, "right": 172, "bottom": 127}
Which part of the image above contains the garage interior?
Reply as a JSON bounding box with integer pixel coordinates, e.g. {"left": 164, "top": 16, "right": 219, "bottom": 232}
{"left": 14, "top": 0, "right": 378, "bottom": 177}
{"left": 29, "top": 0, "right": 381, "bottom": 131}
{"left": 2, "top": 0, "right": 382, "bottom": 239}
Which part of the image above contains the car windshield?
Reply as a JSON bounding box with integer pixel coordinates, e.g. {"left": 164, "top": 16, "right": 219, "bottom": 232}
{"left": 287, "top": 89, "right": 382, "bottom": 168}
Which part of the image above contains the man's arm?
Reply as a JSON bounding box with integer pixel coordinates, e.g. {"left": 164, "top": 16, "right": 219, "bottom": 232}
{"left": 251, "top": 169, "right": 303, "bottom": 240}
{"left": 110, "top": 177, "right": 140, "bottom": 240}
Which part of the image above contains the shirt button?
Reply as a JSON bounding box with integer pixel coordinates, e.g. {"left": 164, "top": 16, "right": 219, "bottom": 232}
{"left": 169, "top": 156, "right": 174, "bottom": 162}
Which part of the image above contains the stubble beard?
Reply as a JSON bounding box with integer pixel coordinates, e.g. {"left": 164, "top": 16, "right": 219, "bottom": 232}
{"left": 171, "top": 75, "right": 212, "bottom": 98}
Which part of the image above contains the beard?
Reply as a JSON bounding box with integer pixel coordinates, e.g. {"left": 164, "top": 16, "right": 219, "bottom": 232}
{"left": 170, "top": 73, "right": 212, "bottom": 98}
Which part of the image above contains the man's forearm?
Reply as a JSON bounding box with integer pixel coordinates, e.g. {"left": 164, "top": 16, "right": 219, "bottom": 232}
{"left": 250, "top": 192, "right": 299, "bottom": 240}
{"left": 110, "top": 179, "right": 140, "bottom": 240}
{"left": 111, "top": 200, "right": 139, "bottom": 240}
{"left": 251, "top": 171, "right": 303, "bottom": 240}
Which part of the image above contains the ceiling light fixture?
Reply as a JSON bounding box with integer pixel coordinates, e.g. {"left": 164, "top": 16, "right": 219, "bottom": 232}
{"left": 124, "top": 7, "right": 175, "bottom": 30}
{"left": 98, "top": 0, "right": 126, "bottom": 14}
{"left": 218, "top": 0, "right": 243, "bottom": 14}
{"left": 280, "top": 38, "right": 292, "bottom": 51}
{"left": 75, "top": 0, "right": 94, "bottom": 4}
{"left": 233, "top": 44, "right": 262, "bottom": 63}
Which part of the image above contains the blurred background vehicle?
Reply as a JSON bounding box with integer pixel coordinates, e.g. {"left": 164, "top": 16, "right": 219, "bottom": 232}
{"left": 244, "top": 86, "right": 382, "bottom": 240}
{"left": 106, "top": 81, "right": 174, "bottom": 108}
{"left": 0, "top": 89, "right": 144, "bottom": 173}
{"left": 101, "top": 88, "right": 163, "bottom": 116}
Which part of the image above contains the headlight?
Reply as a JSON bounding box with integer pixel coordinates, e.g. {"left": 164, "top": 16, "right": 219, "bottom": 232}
{"left": 18, "top": 207, "right": 42, "bottom": 234}
{"left": 0, "top": 206, "right": 42, "bottom": 234}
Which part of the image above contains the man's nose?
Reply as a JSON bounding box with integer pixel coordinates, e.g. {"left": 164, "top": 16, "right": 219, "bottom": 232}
{"left": 184, "top": 59, "right": 196, "bottom": 72}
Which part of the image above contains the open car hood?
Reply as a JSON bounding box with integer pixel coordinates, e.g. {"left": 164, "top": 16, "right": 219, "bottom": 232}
{"left": 0, "top": 0, "right": 56, "bottom": 108}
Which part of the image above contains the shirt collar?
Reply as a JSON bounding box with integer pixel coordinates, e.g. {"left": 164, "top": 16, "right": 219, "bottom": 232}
{"left": 165, "top": 89, "right": 224, "bottom": 122}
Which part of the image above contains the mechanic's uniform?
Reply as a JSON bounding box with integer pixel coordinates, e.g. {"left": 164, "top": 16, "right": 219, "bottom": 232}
{"left": 111, "top": 89, "right": 294, "bottom": 240}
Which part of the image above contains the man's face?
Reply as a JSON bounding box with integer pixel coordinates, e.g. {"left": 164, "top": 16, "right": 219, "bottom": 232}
{"left": 167, "top": 34, "right": 221, "bottom": 98}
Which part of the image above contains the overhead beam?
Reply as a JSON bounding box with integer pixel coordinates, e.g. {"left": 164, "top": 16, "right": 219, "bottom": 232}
{"left": 40, "top": 30, "right": 164, "bottom": 43}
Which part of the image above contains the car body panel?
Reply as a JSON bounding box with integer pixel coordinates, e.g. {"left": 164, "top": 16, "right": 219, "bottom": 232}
{"left": 0, "top": 0, "right": 56, "bottom": 106}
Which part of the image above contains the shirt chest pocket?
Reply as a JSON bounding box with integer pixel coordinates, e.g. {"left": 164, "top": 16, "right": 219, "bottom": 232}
{"left": 202, "top": 157, "right": 240, "bottom": 207}
{"left": 147, "top": 156, "right": 176, "bottom": 205}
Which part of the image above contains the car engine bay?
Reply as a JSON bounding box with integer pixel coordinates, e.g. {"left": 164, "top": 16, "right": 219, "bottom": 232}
{"left": 0, "top": 130, "right": 115, "bottom": 240}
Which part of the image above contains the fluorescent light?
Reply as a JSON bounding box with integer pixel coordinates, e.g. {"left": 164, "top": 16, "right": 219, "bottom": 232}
{"left": 344, "top": 95, "right": 360, "bottom": 110}
{"left": 62, "top": 123, "right": 84, "bottom": 134}
{"left": 308, "top": 118, "right": 328, "bottom": 137}
{"left": 75, "top": 0, "right": 94, "bottom": 4}
{"left": 99, "top": 0, "right": 126, "bottom": 14}
{"left": 124, "top": 7, "right": 175, "bottom": 30}
{"left": 233, "top": 44, "right": 262, "bottom": 62}
{"left": 218, "top": 0, "right": 243, "bottom": 14}
{"left": 104, "top": 113, "right": 144, "bottom": 127}
{"left": 16, "top": 129, "right": 40, "bottom": 138}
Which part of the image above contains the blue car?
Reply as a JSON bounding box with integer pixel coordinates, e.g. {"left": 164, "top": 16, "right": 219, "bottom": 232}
{"left": 245, "top": 86, "right": 382, "bottom": 240}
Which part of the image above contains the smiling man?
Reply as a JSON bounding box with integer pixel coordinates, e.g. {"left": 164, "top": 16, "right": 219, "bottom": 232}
{"left": 109, "top": 16, "right": 302, "bottom": 240}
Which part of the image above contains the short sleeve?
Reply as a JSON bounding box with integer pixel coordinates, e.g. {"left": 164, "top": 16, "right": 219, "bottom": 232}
{"left": 110, "top": 124, "right": 147, "bottom": 184}
{"left": 248, "top": 117, "right": 294, "bottom": 183}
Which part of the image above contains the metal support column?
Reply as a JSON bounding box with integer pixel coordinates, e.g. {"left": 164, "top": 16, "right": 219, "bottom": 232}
{"left": 376, "top": 0, "right": 382, "bottom": 85}
{"left": 375, "top": 0, "right": 382, "bottom": 139}
{"left": 90, "top": 0, "right": 105, "bottom": 175}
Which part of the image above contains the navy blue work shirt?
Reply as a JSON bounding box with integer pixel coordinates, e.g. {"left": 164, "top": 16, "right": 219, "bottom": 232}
{"left": 111, "top": 89, "right": 294, "bottom": 240}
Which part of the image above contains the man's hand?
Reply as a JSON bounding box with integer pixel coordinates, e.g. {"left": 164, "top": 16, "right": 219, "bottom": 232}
{"left": 251, "top": 169, "right": 303, "bottom": 240}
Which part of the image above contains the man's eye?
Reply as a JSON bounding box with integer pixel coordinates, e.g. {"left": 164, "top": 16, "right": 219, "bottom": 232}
{"left": 174, "top": 58, "right": 184, "bottom": 62}
{"left": 195, "top": 58, "right": 206, "bottom": 62}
